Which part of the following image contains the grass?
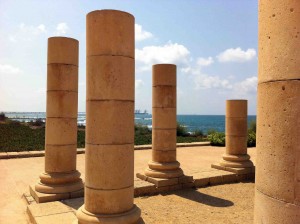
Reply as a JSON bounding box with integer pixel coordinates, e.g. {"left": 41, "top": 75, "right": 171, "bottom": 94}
{"left": 0, "top": 121, "right": 207, "bottom": 152}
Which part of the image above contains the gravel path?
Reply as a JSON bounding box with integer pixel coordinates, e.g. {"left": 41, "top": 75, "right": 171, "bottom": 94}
{"left": 135, "top": 182, "right": 255, "bottom": 224}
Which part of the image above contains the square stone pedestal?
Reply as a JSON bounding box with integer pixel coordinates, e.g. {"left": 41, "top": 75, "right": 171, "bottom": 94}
{"left": 136, "top": 173, "right": 194, "bottom": 193}
{"left": 211, "top": 163, "right": 255, "bottom": 175}
{"left": 29, "top": 185, "right": 84, "bottom": 203}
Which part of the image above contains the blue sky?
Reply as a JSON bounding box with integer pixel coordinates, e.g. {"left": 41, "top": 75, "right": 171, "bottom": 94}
{"left": 0, "top": 0, "right": 258, "bottom": 114}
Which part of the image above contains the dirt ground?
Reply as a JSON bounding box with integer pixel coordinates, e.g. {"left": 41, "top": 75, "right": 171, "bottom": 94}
{"left": 135, "top": 182, "right": 255, "bottom": 224}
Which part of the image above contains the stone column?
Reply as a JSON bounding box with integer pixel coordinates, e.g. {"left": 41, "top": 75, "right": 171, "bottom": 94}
{"left": 75, "top": 10, "right": 141, "bottom": 224}
{"left": 254, "top": 1, "right": 300, "bottom": 223}
{"left": 220, "top": 100, "right": 253, "bottom": 169}
{"left": 33, "top": 37, "right": 83, "bottom": 198}
{"left": 145, "top": 64, "right": 183, "bottom": 179}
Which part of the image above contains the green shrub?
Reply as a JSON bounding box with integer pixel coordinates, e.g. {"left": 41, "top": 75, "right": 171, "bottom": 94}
{"left": 192, "top": 129, "right": 204, "bottom": 137}
{"left": 247, "top": 131, "right": 256, "bottom": 147}
{"left": 248, "top": 120, "right": 256, "bottom": 133}
{"left": 30, "top": 118, "right": 44, "bottom": 127}
{"left": 135, "top": 124, "right": 151, "bottom": 135}
{"left": 0, "top": 112, "right": 6, "bottom": 121}
{"left": 208, "top": 132, "right": 225, "bottom": 146}
{"left": 177, "top": 122, "right": 189, "bottom": 137}
{"left": 207, "top": 128, "right": 217, "bottom": 135}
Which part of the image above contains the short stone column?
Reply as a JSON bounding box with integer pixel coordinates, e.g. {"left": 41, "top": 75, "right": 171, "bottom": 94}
{"left": 254, "top": 1, "right": 300, "bottom": 223}
{"left": 31, "top": 37, "right": 83, "bottom": 202}
{"left": 212, "top": 100, "right": 253, "bottom": 174}
{"left": 145, "top": 64, "right": 183, "bottom": 179}
{"left": 75, "top": 10, "right": 141, "bottom": 224}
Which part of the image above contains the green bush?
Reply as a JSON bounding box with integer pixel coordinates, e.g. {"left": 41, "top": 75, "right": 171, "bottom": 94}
{"left": 207, "top": 128, "right": 217, "bottom": 135}
{"left": 248, "top": 120, "right": 256, "bottom": 133}
{"left": 30, "top": 118, "right": 44, "bottom": 127}
{"left": 247, "top": 131, "right": 256, "bottom": 147}
{"left": 0, "top": 112, "right": 6, "bottom": 121}
{"left": 208, "top": 132, "right": 225, "bottom": 146}
{"left": 177, "top": 122, "right": 189, "bottom": 137}
{"left": 135, "top": 124, "right": 151, "bottom": 135}
{"left": 192, "top": 129, "right": 204, "bottom": 137}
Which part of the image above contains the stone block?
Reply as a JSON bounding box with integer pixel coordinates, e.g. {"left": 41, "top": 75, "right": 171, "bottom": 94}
{"left": 152, "top": 129, "right": 176, "bottom": 151}
{"left": 225, "top": 117, "right": 247, "bottom": 137}
{"left": 0, "top": 152, "right": 7, "bottom": 159}
{"left": 226, "top": 100, "right": 247, "bottom": 118}
{"left": 47, "top": 64, "right": 78, "bottom": 92}
{"left": 152, "top": 64, "right": 176, "bottom": 86}
{"left": 48, "top": 37, "right": 78, "bottom": 66}
{"left": 152, "top": 150, "right": 176, "bottom": 163}
{"left": 45, "top": 118, "right": 77, "bottom": 145}
{"left": 46, "top": 91, "right": 78, "bottom": 118}
{"left": 225, "top": 136, "right": 247, "bottom": 155}
{"left": 30, "top": 185, "right": 70, "bottom": 203}
{"left": 28, "top": 151, "right": 45, "bottom": 157}
{"left": 84, "top": 186, "right": 134, "bottom": 214}
{"left": 86, "top": 10, "right": 134, "bottom": 58}
{"left": 85, "top": 100, "right": 134, "bottom": 144}
{"left": 209, "top": 175, "right": 223, "bottom": 186}
{"left": 85, "top": 144, "right": 134, "bottom": 189}
{"left": 152, "top": 108, "right": 176, "bottom": 129}
{"left": 86, "top": 56, "right": 134, "bottom": 101}
{"left": 45, "top": 144, "right": 77, "bottom": 173}
{"left": 152, "top": 86, "right": 176, "bottom": 108}
{"left": 178, "top": 175, "right": 194, "bottom": 184}
{"left": 6, "top": 152, "right": 19, "bottom": 158}
{"left": 194, "top": 177, "right": 209, "bottom": 188}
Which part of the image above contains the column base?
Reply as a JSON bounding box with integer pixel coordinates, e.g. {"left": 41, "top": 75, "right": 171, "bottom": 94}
{"left": 211, "top": 154, "right": 254, "bottom": 174}
{"left": 75, "top": 205, "right": 141, "bottom": 224}
{"left": 145, "top": 161, "right": 184, "bottom": 179}
{"left": 30, "top": 170, "right": 84, "bottom": 203}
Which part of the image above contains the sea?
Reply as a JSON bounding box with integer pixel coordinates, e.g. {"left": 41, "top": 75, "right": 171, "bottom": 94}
{"left": 4, "top": 112, "right": 256, "bottom": 134}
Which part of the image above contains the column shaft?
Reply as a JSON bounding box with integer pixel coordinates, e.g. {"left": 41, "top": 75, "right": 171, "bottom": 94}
{"left": 220, "top": 100, "right": 253, "bottom": 168}
{"left": 145, "top": 64, "right": 183, "bottom": 179}
{"left": 75, "top": 10, "right": 141, "bottom": 224}
{"left": 34, "top": 37, "right": 83, "bottom": 195}
{"left": 254, "top": 0, "right": 300, "bottom": 222}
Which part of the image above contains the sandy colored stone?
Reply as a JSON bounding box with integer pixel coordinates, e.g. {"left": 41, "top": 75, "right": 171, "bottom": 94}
{"left": 86, "top": 56, "right": 134, "bottom": 101}
{"left": 225, "top": 117, "right": 247, "bottom": 136}
{"left": 256, "top": 81, "right": 300, "bottom": 203}
{"left": 225, "top": 136, "right": 247, "bottom": 155}
{"left": 152, "top": 108, "right": 177, "bottom": 129}
{"left": 45, "top": 144, "right": 77, "bottom": 173}
{"left": 152, "top": 64, "right": 176, "bottom": 86}
{"left": 47, "top": 37, "right": 79, "bottom": 66}
{"left": 152, "top": 150, "right": 176, "bottom": 163}
{"left": 45, "top": 118, "right": 77, "bottom": 145}
{"left": 258, "top": 0, "right": 300, "bottom": 83}
{"left": 226, "top": 100, "right": 247, "bottom": 118}
{"left": 254, "top": 189, "right": 300, "bottom": 224}
{"left": 85, "top": 144, "right": 134, "bottom": 189}
{"left": 152, "top": 86, "right": 176, "bottom": 108}
{"left": 47, "top": 64, "right": 78, "bottom": 92}
{"left": 84, "top": 186, "right": 134, "bottom": 214}
{"left": 85, "top": 101, "right": 134, "bottom": 144}
{"left": 152, "top": 129, "right": 176, "bottom": 151}
{"left": 46, "top": 91, "right": 78, "bottom": 118}
{"left": 86, "top": 10, "right": 134, "bottom": 58}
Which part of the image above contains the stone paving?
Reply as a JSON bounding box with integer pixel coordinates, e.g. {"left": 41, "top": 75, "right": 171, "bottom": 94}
{"left": 0, "top": 145, "right": 256, "bottom": 224}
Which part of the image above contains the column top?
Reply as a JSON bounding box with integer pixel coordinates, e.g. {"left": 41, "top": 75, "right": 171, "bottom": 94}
{"left": 226, "top": 99, "right": 247, "bottom": 118}
{"left": 153, "top": 64, "right": 177, "bottom": 86}
{"left": 47, "top": 37, "right": 79, "bottom": 66}
{"left": 86, "top": 9, "right": 135, "bottom": 58}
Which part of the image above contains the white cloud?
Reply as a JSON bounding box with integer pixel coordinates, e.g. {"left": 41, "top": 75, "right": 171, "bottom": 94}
{"left": 217, "top": 47, "right": 256, "bottom": 63}
{"left": 135, "top": 79, "right": 145, "bottom": 89}
{"left": 234, "top": 76, "right": 257, "bottom": 93}
{"left": 0, "top": 64, "right": 22, "bottom": 75}
{"left": 197, "top": 57, "right": 214, "bottom": 66}
{"left": 136, "top": 42, "right": 190, "bottom": 71}
{"left": 135, "top": 24, "right": 153, "bottom": 41}
{"left": 9, "top": 23, "right": 47, "bottom": 42}
{"left": 55, "top": 23, "right": 69, "bottom": 35}
{"left": 194, "top": 74, "right": 232, "bottom": 90}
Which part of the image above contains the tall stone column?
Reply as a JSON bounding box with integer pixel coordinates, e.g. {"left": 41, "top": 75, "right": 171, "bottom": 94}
{"left": 254, "top": 1, "right": 300, "bottom": 223}
{"left": 32, "top": 37, "right": 83, "bottom": 201}
{"left": 211, "top": 100, "right": 253, "bottom": 174}
{"left": 145, "top": 64, "right": 183, "bottom": 179}
{"left": 220, "top": 100, "right": 253, "bottom": 168}
{"left": 75, "top": 10, "right": 141, "bottom": 224}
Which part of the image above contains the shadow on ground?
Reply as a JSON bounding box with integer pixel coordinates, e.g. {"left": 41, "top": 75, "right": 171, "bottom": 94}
{"left": 170, "top": 188, "right": 234, "bottom": 207}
